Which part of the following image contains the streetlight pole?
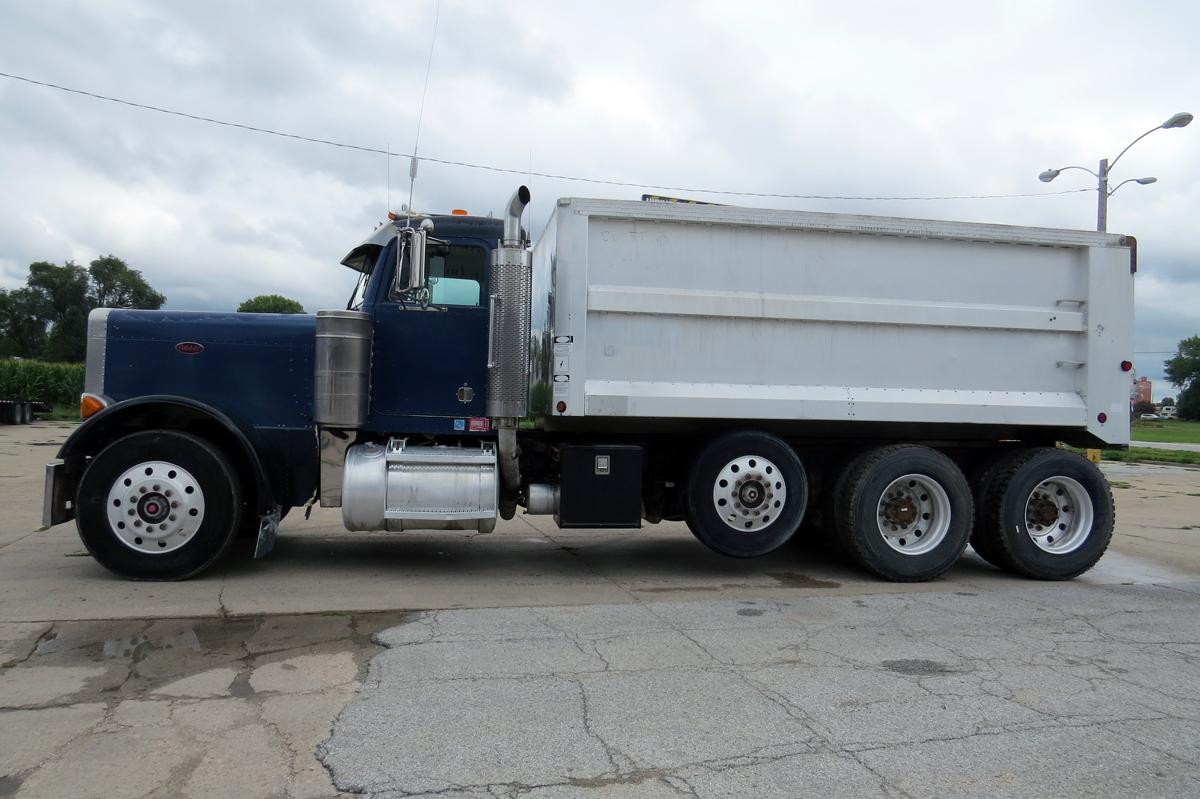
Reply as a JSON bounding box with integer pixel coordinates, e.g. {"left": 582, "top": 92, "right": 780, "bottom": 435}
{"left": 1039, "top": 112, "right": 1192, "bottom": 232}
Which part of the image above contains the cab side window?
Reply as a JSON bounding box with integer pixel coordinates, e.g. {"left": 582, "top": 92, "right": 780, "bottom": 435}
{"left": 429, "top": 244, "right": 487, "bottom": 306}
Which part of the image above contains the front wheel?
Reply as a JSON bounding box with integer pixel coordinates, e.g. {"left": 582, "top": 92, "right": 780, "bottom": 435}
{"left": 75, "top": 430, "right": 243, "bottom": 580}
{"left": 684, "top": 430, "right": 809, "bottom": 557}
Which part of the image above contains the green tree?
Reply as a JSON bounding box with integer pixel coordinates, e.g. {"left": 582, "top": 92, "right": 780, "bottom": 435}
{"left": 26, "top": 261, "right": 90, "bottom": 362}
{"left": 1133, "top": 400, "right": 1157, "bottom": 416}
{"left": 89, "top": 255, "right": 166, "bottom": 311}
{"left": 237, "top": 294, "right": 306, "bottom": 314}
{"left": 1166, "top": 336, "right": 1200, "bottom": 421}
{"left": 1178, "top": 385, "right": 1200, "bottom": 421}
{"left": 1161, "top": 396, "right": 1175, "bottom": 407}
{"left": 0, "top": 255, "right": 165, "bottom": 361}
{"left": 1165, "top": 336, "right": 1200, "bottom": 388}
{"left": 0, "top": 288, "right": 47, "bottom": 358}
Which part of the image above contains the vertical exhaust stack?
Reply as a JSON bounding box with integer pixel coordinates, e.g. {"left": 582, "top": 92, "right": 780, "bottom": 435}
{"left": 487, "top": 185, "right": 532, "bottom": 421}
{"left": 488, "top": 186, "right": 532, "bottom": 509}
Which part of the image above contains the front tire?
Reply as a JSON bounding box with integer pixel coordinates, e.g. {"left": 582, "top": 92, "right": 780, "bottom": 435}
{"left": 976, "top": 448, "right": 1113, "bottom": 580}
{"left": 75, "top": 430, "right": 242, "bottom": 580}
{"left": 685, "top": 431, "right": 809, "bottom": 557}
{"left": 833, "top": 445, "right": 972, "bottom": 582}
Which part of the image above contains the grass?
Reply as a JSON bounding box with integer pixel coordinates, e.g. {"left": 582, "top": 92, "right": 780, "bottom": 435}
{"left": 1130, "top": 419, "right": 1200, "bottom": 445}
{"left": 1072, "top": 446, "right": 1200, "bottom": 467}
{"left": 36, "top": 406, "right": 81, "bottom": 422}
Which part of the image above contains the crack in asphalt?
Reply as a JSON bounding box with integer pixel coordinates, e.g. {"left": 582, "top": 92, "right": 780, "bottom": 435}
{"left": 316, "top": 583, "right": 1200, "bottom": 798}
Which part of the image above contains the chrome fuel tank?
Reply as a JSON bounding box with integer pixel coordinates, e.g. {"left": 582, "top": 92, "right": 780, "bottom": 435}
{"left": 341, "top": 439, "right": 497, "bottom": 533}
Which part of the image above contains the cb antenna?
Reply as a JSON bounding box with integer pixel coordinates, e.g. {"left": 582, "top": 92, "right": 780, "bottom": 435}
{"left": 407, "top": 0, "right": 441, "bottom": 220}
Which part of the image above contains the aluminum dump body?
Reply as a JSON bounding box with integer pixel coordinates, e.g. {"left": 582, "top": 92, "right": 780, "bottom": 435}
{"left": 531, "top": 198, "right": 1135, "bottom": 446}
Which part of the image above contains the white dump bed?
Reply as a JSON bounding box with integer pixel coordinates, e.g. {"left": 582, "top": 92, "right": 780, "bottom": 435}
{"left": 531, "top": 198, "right": 1135, "bottom": 445}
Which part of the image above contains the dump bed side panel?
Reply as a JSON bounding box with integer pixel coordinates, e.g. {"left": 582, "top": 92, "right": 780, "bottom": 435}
{"left": 541, "top": 200, "right": 1134, "bottom": 445}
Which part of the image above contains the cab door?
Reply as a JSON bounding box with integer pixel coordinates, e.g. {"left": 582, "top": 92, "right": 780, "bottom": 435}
{"left": 369, "top": 238, "right": 490, "bottom": 423}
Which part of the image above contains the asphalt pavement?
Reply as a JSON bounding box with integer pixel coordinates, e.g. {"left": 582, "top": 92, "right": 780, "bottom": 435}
{"left": 3, "top": 421, "right": 1200, "bottom": 798}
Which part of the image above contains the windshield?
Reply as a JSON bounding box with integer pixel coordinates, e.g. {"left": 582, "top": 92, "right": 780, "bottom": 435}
{"left": 345, "top": 245, "right": 382, "bottom": 310}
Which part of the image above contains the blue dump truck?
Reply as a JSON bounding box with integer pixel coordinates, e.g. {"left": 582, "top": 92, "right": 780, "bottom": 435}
{"left": 43, "top": 187, "right": 1136, "bottom": 583}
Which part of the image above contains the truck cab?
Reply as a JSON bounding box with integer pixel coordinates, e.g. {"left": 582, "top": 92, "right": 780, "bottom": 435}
{"left": 340, "top": 212, "right": 503, "bottom": 431}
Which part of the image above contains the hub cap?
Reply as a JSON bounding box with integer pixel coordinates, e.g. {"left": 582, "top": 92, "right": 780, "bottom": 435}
{"left": 105, "top": 461, "right": 205, "bottom": 554}
{"left": 712, "top": 455, "right": 786, "bottom": 532}
{"left": 1024, "top": 475, "right": 1093, "bottom": 554}
{"left": 876, "top": 473, "right": 952, "bottom": 555}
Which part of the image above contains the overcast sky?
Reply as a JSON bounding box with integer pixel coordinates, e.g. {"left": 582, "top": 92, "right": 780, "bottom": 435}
{"left": 1, "top": 0, "right": 1196, "bottom": 397}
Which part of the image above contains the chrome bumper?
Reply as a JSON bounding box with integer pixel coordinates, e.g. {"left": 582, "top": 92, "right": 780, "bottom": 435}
{"left": 42, "top": 462, "right": 74, "bottom": 527}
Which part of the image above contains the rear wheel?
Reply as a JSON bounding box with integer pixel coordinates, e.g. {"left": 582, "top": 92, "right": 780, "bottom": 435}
{"left": 968, "top": 449, "right": 1023, "bottom": 569}
{"left": 833, "top": 445, "right": 972, "bottom": 582}
{"left": 685, "top": 431, "right": 809, "bottom": 557}
{"left": 976, "top": 448, "right": 1113, "bottom": 580}
{"left": 75, "top": 430, "right": 242, "bottom": 580}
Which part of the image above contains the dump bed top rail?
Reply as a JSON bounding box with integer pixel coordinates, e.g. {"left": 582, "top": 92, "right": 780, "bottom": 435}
{"left": 561, "top": 197, "right": 1132, "bottom": 251}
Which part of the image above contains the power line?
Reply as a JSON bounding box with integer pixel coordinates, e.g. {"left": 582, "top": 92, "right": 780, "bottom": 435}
{"left": 0, "top": 69, "right": 1095, "bottom": 202}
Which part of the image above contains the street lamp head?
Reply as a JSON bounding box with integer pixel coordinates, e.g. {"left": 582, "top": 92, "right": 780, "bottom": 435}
{"left": 1038, "top": 168, "right": 1061, "bottom": 183}
{"left": 1162, "top": 112, "right": 1193, "bottom": 129}
{"left": 1136, "top": 176, "right": 1157, "bottom": 185}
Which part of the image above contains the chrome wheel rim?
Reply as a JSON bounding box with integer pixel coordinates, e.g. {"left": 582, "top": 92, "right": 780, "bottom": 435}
{"left": 1024, "top": 476, "right": 1093, "bottom": 554}
{"left": 105, "top": 461, "right": 205, "bottom": 554}
{"left": 712, "top": 455, "right": 786, "bottom": 532}
{"left": 876, "top": 473, "right": 952, "bottom": 555}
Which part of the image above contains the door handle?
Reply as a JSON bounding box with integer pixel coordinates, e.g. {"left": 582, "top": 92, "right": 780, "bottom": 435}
{"left": 487, "top": 293, "right": 501, "bottom": 368}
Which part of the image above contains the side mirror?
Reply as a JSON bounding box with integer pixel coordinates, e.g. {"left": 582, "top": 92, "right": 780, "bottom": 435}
{"left": 406, "top": 228, "right": 427, "bottom": 291}
{"left": 392, "top": 227, "right": 428, "bottom": 295}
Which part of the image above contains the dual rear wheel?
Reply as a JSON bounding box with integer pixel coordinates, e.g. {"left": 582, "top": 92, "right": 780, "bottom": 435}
{"left": 971, "top": 448, "right": 1113, "bottom": 580}
{"left": 684, "top": 434, "right": 970, "bottom": 580}
{"left": 685, "top": 434, "right": 1112, "bottom": 582}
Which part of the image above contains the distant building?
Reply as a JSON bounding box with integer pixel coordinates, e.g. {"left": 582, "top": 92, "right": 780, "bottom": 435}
{"left": 1133, "top": 377, "right": 1152, "bottom": 405}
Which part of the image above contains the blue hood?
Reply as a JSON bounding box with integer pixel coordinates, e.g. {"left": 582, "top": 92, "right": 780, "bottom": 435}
{"left": 102, "top": 310, "right": 316, "bottom": 431}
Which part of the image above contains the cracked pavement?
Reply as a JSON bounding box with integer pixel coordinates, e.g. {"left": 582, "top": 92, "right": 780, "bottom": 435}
{"left": 317, "top": 586, "right": 1200, "bottom": 798}
{"left": 0, "top": 612, "right": 407, "bottom": 799}
{"left": 3, "top": 423, "right": 1200, "bottom": 797}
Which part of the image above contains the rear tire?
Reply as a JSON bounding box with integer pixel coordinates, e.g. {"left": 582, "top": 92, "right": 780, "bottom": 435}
{"left": 833, "top": 445, "right": 972, "bottom": 582}
{"left": 75, "top": 430, "right": 242, "bottom": 580}
{"left": 685, "top": 430, "right": 809, "bottom": 558}
{"left": 976, "top": 448, "right": 1113, "bottom": 580}
{"left": 968, "top": 450, "right": 1023, "bottom": 569}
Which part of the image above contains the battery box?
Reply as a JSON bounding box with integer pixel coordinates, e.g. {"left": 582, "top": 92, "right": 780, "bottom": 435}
{"left": 556, "top": 444, "right": 644, "bottom": 528}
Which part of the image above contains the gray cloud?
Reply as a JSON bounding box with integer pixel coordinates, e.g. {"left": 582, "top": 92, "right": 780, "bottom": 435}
{"left": 0, "top": 0, "right": 1196, "bottom": 400}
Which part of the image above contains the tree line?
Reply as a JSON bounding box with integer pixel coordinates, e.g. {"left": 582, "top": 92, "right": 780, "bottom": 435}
{"left": 0, "top": 257, "right": 305, "bottom": 362}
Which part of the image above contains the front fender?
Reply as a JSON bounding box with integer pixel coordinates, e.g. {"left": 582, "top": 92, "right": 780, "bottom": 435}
{"left": 57, "top": 395, "right": 274, "bottom": 515}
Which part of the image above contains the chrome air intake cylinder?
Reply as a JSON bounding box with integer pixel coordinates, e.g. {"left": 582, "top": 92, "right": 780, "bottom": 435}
{"left": 314, "top": 309, "right": 373, "bottom": 427}
{"left": 341, "top": 439, "right": 498, "bottom": 533}
{"left": 486, "top": 185, "right": 532, "bottom": 420}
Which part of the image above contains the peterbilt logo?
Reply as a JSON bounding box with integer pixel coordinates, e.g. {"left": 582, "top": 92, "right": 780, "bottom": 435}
{"left": 175, "top": 342, "right": 205, "bottom": 355}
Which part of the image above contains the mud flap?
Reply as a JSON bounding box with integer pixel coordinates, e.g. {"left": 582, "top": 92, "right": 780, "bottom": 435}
{"left": 254, "top": 507, "right": 280, "bottom": 559}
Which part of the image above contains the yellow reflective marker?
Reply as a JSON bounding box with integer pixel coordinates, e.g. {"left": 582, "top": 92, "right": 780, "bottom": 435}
{"left": 1085, "top": 448, "right": 1101, "bottom": 463}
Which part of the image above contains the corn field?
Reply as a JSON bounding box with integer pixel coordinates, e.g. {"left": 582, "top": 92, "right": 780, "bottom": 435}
{"left": 0, "top": 359, "right": 84, "bottom": 407}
